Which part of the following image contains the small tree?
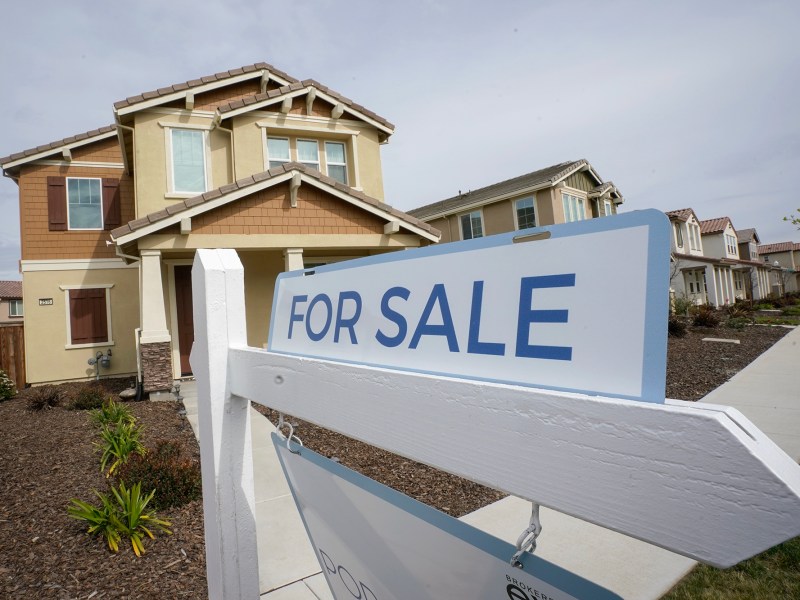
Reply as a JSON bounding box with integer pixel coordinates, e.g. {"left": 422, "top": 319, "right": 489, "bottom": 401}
{"left": 0, "top": 369, "right": 16, "bottom": 400}
{"left": 784, "top": 208, "right": 800, "bottom": 229}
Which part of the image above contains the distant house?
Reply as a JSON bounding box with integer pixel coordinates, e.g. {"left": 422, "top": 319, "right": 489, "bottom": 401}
{"left": 0, "top": 281, "right": 23, "bottom": 324}
{"left": 0, "top": 62, "right": 439, "bottom": 389}
{"left": 667, "top": 210, "right": 774, "bottom": 305}
{"left": 407, "top": 159, "right": 623, "bottom": 241}
{"left": 757, "top": 241, "right": 800, "bottom": 295}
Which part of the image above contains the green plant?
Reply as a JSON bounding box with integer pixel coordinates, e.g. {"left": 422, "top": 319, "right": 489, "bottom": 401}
{"left": 0, "top": 369, "right": 16, "bottom": 400}
{"left": 781, "top": 305, "right": 800, "bottom": 316}
{"left": 668, "top": 317, "right": 687, "bottom": 337}
{"left": 97, "top": 421, "right": 146, "bottom": 477}
{"left": 69, "top": 383, "right": 108, "bottom": 410}
{"left": 754, "top": 302, "right": 775, "bottom": 310}
{"left": 68, "top": 482, "right": 171, "bottom": 556}
{"left": 691, "top": 305, "right": 721, "bottom": 328}
{"left": 91, "top": 399, "right": 135, "bottom": 428}
{"left": 117, "top": 440, "right": 202, "bottom": 509}
{"left": 726, "top": 316, "right": 751, "bottom": 330}
{"left": 672, "top": 295, "right": 693, "bottom": 316}
{"left": 26, "top": 384, "right": 62, "bottom": 411}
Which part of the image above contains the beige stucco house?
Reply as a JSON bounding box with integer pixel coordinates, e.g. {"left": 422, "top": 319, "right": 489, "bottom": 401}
{"left": 1, "top": 62, "right": 439, "bottom": 390}
{"left": 407, "top": 159, "right": 623, "bottom": 241}
{"left": 758, "top": 241, "right": 800, "bottom": 295}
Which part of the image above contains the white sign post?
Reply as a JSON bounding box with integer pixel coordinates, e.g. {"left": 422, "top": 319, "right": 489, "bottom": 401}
{"left": 191, "top": 211, "right": 800, "bottom": 598}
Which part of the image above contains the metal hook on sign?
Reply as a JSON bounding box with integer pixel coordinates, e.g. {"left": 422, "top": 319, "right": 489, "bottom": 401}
{"left": 511, "top": 503, "right": 542, "bottom": 569}
{"left": 277, "top": 412, "right": 303, "bottom": 454}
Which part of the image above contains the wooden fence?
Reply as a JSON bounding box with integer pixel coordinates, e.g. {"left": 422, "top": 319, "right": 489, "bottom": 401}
{"left": 0, "top": 324, "right": 25, "bottom": 390}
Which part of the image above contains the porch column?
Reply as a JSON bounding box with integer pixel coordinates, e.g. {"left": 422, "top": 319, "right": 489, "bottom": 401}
{"left": 139, "top": 249, "right": 173, "bottom": 393}
{"left": 705, "top": 265, "right": 720, "bottom": 307}
{"left": 284, "top": 247, "right": 304, "bottom": 271}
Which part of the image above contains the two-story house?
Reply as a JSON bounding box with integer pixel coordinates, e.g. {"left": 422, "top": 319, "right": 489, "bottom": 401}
{"left": 406, "top": 159, "right": 623, "bottom": 241}
{"left": 758, "top": 241, "right": 800, "bottom": 295}
{"left": 736, "top": 229, "right": 773, "bottom": 300}
{"left": 0, "top": 62, "right": 439, "bottom": 391}
{"left": 0, "top": 281, "right": 23, "bottom": 324}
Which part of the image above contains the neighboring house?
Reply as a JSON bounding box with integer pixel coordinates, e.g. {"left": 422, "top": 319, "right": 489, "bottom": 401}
{"left": 736, "top": 228, "right": 773, "bottom": 301}
{"left": 667, "top": 210, "right": 772, "bottom": 306}
{"left": 0, "top": 281, "right": 23, "bottom": 324}
{"left": 758, "top": 241, "right": 800, "bottom": 295}
{"left": 0, "top": 62, "right": 439, "bottom": 390}
{"left": 406, "top": 159, "right": 623, "bottom": 241}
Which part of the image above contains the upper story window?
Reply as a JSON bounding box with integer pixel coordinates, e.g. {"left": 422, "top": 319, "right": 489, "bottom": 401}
{"left": 688, "top": 222, "right": 701, "bottom": 251}
{"left": 515, "top": 197, "right": 536, "bottom": 230}
{"left": 673, "top": 222, "right": 684, "bottom": 249}
{"left": 725, "top": 234, "right": 738, "bottom": 256}
{"left": 267, "top": 137, "right": 290, "bottom": 169}
{"left": 604, "top": 200, "right": 613, "bottom": 216}
{"left": 8, "top": 299, "right": 22, "bottom": 318}
{"left": 749, "top": 243, "right": 758, "bottom": 260}
{"left": 67, "top": 178, "right": 102, "bottom": 229}
{"left": 460, "top": 210, "right": 483, "bottom": 240}
{"left": 325, "top": 141, "right": 348, "bottom": 185}
{"left": 561, "top": 192, "right": 586, "bottom": 222}
{"left": 297, "top": 139, "right": 320, "bottom": 170}
{"left": 170, "top": 129, "right": 207, "bottom": 194}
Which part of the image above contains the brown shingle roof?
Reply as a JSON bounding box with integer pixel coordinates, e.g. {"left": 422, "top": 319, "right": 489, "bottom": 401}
{"left": 216, "top": 79, "right": 394, "bottom": 131}
{"left": 758, "top": 242, "right": 800, "bottom": 254}
{"left": 0, "top": 281, "right": 22, "bottom": 299}
{"left": 407, "top": 160, "right": 590, "bottom": 220}
{"left": 111, "top": 162, "right": 438, "bottom": 242}
{"left": 113, "top": 62, "right": 298, "bottom": 110}
{"left": 699, "top": 217, "right": 733, "bottom": 235}
{"left": 736, "top": 228, "right": 759, "bottom": 244}
{"left": 0, "top": 125, "right": 117, "bottom": 167}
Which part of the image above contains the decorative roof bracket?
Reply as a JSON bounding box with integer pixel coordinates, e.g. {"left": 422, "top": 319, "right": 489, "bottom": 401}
{"left": 290, "top": 172, "right": 302, "bottom": 208}
{"left": 306, "top": 88, "right": 317, "bottom": 115}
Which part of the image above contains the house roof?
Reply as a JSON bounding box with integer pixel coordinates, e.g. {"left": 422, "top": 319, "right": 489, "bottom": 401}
{"left": 111, "top": 162, "right": 440, "bottom": 245}
{"left": 588, "top": 181, "right": 621, "bottom": 199}
{"left": 407, "top": 159, "right": 608, "bottom": 220}
{"left": 758, "top": 242, "right": 800, "bottom": 254}
{"left": 0, "top": 281, "right": 22, "bottom": 299}
{"left": 113, "top": 62, "right": 298, "bottom": 112}
{"left": 699, "top": 217, "right": 734, "bottom": 235}
{"left": 0, "top": 125, "right": 118, "bottom": 170}
{"left": 216, "top": 79, "right": 395, "bottom": 133}
{"left": 736, "top": 228, "right": 759, "bottom": 244}
{"left": 665, "top": 208, "right": 697, "bottom": 222}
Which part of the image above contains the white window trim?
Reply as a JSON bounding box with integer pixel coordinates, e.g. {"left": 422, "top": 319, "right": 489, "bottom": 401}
{"left": 266, "top": 135, "right": 291, "bottom": 169}
{"left": 59, "top": 284, "right": 115, "bottom": 350}
{"left": 604, "top": 199, "right": 613, "bottom": 217}
{"left": 296, "top": 138, "right": 321, "bottom": 171}
{"left": 674, "top": 222, "right": 684, "bottom": 249}
{"left": 323, "top": 141, "right": 348, "bottom": 184}
{"left": 8, "top": 299, "right": 23, "bottom": 317}
{"left": 513, "top": 196, "right": 538, "bottom": 231}
{"left": 165, "top": 127, "right": 211, "bottom": 196}
{"left": 459, "top": 209, "right": 484, "bottom": 241}
{"left": 66, "top": 177, "right": 104, "bottom": 231}
{"left": 561, "top": 191, "right": 587, "bottom": 223}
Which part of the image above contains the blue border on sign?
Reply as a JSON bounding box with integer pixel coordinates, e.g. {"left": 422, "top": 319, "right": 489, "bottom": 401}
{"left": 272, "top": 433, "right": 623, "bottom": 600}
{"left": 268, "top": 209, "right": 670, "bottom": 403}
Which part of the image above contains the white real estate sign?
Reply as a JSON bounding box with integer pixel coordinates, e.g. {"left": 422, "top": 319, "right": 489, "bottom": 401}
{"left": 269, "top": 210, "right": 671, "bottom": 403}
{"left": 273, "top": 434, "right": 622, "bottom": 600}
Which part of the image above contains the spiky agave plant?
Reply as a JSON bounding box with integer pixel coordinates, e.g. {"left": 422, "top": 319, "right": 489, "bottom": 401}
{"left": 111, "top": 481, "right": 172, "bottom": 556}
{"left": 96, "top": 421, "right": 146, "bottom": 476}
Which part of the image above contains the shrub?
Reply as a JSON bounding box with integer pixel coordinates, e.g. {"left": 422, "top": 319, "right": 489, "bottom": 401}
{"left": 726, "top": 302, "right": 752, "bottom": 319}
{"left": 691, "top": 305, "right": 720, "bottom": 328}
{"left": 97, "top": 421, "right": 146, "bottom": 477}
{"left": 69, "top": 384, "right": 109, "bottom": 410}
{"left": 116, "top": 440, "right": 202, "bottom": 509}
{"left": 726, "top": 316, "right": 750, "bottom": 330}
{"left": 668, "top": 317, "right": 687, "bottom": 337}
{"left": 781, "top": 305, "right": 800, "bottom": 316}
{"left": 754, "top": 302, "right": 775, "bottom": 311}
{"left": 0, "top": 369, "right": 15, "bottom": 400}
{"left": 91, "top": 399, "right": 135, "bottom": 428}
{"left": 672, "top": 295, "right": 693, "bottom": 317}
{"left": 26, "top": 384, "right": 62, "bottom": 411}
{"left": 68, "top": 481, "right": 171, "bottom": 556}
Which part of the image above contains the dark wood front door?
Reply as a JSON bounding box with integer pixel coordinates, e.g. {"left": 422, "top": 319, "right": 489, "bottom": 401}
{"left": 174, "top": 266, "right": 194, "bottom": 376}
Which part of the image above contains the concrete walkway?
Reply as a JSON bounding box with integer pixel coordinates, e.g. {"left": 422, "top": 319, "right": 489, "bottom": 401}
{"left": 178, "top": 324, "right": 800, "bottom": 599}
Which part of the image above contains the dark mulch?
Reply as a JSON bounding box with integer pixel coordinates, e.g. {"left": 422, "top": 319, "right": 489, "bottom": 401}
{"left": 0, "top": 324, "right": 791, "bottom": 598}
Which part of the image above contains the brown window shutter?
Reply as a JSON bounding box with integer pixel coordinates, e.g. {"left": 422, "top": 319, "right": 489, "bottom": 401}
{"left": 69, "top": 289, "right": 109, "bottom": 344}
{"left": 47, "top": 176, "right": 67, "bottom": 231}
{"left": 102, "top": 178, "right": 121, "bottom": 230}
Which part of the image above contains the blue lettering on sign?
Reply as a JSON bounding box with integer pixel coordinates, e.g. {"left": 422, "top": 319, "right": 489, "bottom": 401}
{"left": 515, "top": 274, "right": 575, "bottom": 361}
{"left": 334, "top": 291, "right": 362, "bottom": 344}
{"left": 306, "top": 294, "right": 333, "bottom": 342}
{"left": 467, "top": 280, "right": 505, "bottom": 356}
{"left": 375, "top": 287, "right": 410, "bottom": 348}
{"left": 288, "top": 295, "right": 308, "bottom": 339}
{"left": 409, "top": 283, "right": 459, "bottom": 352}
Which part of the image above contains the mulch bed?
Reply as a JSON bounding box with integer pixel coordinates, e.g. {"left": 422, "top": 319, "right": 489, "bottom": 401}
{"left": 0, "top": 325, "right": 791, "bottom": 598}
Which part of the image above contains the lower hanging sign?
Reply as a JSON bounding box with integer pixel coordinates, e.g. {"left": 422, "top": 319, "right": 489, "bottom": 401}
{"left": 273, "top": 434, "right": 620, "bottom": 600}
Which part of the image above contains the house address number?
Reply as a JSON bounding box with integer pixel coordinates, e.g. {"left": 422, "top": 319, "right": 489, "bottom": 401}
{"left": 38, "top": 298, "right": 53, "bottom": 306}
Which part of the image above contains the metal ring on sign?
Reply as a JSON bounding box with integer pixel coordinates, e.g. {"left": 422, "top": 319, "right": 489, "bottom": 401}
{"left": 510, "top": 503, "right": 542, "bottom": 568}
{"left": 284, "top": 422, "right": 303, "bottom": 454}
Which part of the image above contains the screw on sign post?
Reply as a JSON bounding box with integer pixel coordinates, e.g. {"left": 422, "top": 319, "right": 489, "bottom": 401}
{"left": 191, "top": 210, "right": 800, "bottom": 599}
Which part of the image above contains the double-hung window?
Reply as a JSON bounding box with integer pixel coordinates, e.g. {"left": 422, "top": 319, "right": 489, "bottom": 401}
{"left": 297, "top": 139, "right": 320, "bottom": 171}
{"left": 171, "top": 129, "right": 207, "bottom": 194}
{"left": 8, "top": 299, "right": 22, "bottom": 318}
{"left": 561, "top": 193, "right": 586, "bottom": 222}
{"left": 515, "top": 197, "right": 536, "bottom": 230}
{"left": 67, "top": 178, "right": 103, "bottom": 229}
{"left": 460, "top": 210, "right": 483, "bottom": 240}
{"left": 267, "top": 137, "right": 290, "bottom": 169}
{"left": 325, "top": 141, "right": 348, "bottom": 184}
{"left": 725, "top": 234, "right": 737, "bottom": 256}
{"left": 688, "top": 223, "right": 701, "bottom": 251}
{"left": 674, "top": 223, "right": 684, "bottom": 249}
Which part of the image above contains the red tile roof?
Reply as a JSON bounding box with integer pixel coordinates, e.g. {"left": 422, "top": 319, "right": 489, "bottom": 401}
{"left": 0, "top": 281, "right": 22, "bottom": 299}
{"left": 665, "top": 208, "right": 695, "bottom": 222}
{"left": 699, "top": 217, "right": 733, "bottom": 235}
{"left": 758, "top": 242, "right": 800, "bottom": 254}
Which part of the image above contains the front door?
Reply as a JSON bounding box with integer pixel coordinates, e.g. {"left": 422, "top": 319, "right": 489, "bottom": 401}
{"left": 174, "top": 265, "right": 194, "bottom": 376}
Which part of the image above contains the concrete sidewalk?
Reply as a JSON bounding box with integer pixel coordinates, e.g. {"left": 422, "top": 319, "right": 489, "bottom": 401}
{"left": 179, "top": 324, "right": 800, "bottom": 599}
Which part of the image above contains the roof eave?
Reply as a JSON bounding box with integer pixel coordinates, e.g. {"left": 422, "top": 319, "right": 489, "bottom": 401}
{"left": 0, "top": 128, "right": 119, "bottom": 172}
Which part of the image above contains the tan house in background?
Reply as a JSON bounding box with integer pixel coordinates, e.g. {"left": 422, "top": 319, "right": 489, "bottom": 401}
{"left": 407, "top": 159, "right": 624, "bottom": 241}
{"left": 0, "top": 281, "right": 23, "bottom": 324}
{"left": 1, "top": 62, "right": 439, "bottom": 390}
{"left": 758, "top": 241, "right": 800, "bottom": 294}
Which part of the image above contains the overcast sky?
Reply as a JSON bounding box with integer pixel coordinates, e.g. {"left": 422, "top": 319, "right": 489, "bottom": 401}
{"left": 1, "top": 0, "right": 798, "bottom": 281}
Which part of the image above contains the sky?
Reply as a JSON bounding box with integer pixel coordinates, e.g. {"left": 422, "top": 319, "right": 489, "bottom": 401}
{"left": 1, "top": 0, "right": 798, "bottom": 281}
